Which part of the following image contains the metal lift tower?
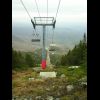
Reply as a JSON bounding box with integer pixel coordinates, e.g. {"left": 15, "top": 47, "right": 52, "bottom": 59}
{"left": 31, "top": 17, "right": 56, "bottom": 69}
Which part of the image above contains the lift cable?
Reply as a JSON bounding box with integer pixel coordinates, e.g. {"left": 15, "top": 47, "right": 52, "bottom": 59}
{"left": 55, "top": 0, "right": 61, "bottom": 20}
{"left": 20, "top": 0, "right": 40, "bottom": 41}
{"left": 20, "top": 0, "right": 36, "bottom": 29}
{"left": 46, "top": 0, "right": 48, "bottom": 23}
{"left": 20, "top": 0, "right": 32, "bottom": 20}
{"left": 34, "top": 0, "right": 42, "bottom": 22}
{"left": 50, "top": 0, "right": 61, "bottom": 45}
{"left": 20, "top": 0, "right": 61, "bottom": 44}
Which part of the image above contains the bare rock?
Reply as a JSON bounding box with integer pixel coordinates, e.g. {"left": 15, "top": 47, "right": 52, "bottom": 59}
{"left": 60, "top": 74, "right": 66, "bottom": 78}
{"left": 66, "top": 85, "right": 74, "bottom": 92}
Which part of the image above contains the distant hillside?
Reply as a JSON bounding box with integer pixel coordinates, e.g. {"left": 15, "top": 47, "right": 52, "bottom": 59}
{"left": 12, "top": 34, "right": 25, "bottom": 42}
{"left": 12, "top": 26, "right": 86, "bottom": 52}
{"left": 12, "top": 34, "right": 41, "bottom": 52}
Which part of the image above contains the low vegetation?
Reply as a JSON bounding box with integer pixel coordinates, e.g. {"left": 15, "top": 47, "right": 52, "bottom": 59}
{"left": 12, "top": 33, "right": 87, "bottom": 99}
{"left": 12, "top": 66, "right": 87, "bottom": 99}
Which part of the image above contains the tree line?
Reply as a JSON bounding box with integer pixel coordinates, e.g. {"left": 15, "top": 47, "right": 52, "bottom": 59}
{"left": 12, "top": 48, "right": 42, "bottom": 70}
{"left": 12, "top": 33, "right": 87, "bottom": 69}
{"left": 61, "top": 33, "right": 87, "bottom": 67}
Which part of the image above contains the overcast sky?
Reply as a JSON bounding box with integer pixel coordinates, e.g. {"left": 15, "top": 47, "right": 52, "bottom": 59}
{"left": 12, "top": 0, "right": 87, "bottom": 51}
{"left": 12, "top": 0, "right": 87, "bottom": 27}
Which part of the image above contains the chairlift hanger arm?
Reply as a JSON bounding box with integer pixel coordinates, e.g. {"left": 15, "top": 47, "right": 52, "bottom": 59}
{"left": 31, "top": 19, "right": 36, "bottom": 29}
{"left": 53, "top": 20, "right": 56, "bottom": 28}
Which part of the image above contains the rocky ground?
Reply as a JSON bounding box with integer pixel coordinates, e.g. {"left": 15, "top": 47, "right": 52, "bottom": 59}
{"left": 12, "top": 67, "right": 87, "bottom": 100}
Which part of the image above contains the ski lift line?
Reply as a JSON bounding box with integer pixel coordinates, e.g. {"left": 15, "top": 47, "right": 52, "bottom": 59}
{"left": 20, "top": 0, "right": 32, "bottom": 20}
{"left": 55, "top": 0, "right": 61, "bottom": 20}
{"left": 34, "top": 0, "right": 42, "bottom": 22}
{"left": 20, "top": 0, "right": 61, "bottom": 24}
{"left": 46, "top": 0, "right": 48, "bottom": 24}
{"left": 20, "top": 0, "right": 37, "bottom": 35}
{"left": 47, "top": 0, "right": 48, "bottom": 17}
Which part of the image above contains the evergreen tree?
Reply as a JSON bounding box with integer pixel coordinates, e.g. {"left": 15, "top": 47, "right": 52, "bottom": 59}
{"left": 61, "top": 33, "right": 87, "bottom": 67}
{"left": 12, "top": 48, "right": 21, "bottom": 69}
{"left": 25, "top": 54, "right": 34, "bottom": 67}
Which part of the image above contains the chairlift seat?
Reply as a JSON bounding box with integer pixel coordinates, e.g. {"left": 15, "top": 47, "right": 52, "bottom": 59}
{"left": 49, "top": 48, "right": 56, "bottom": 51}
{"left": 49, "top": 44, "right": 56, "bottom": 51}
{"left": 31, "top": 39, "right": 40, "bottom": 42}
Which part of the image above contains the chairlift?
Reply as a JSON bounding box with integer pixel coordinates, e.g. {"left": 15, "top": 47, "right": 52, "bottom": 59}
{"left": 31, "top": 31, "right": 40, "bottom": 42}
{"left": 49, "top": 44, "right": 56, "bottom": 51}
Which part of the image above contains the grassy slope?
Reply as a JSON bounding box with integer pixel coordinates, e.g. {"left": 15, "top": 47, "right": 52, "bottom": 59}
{"left": 12, "top": 66, "right": 87, "bottom": 99}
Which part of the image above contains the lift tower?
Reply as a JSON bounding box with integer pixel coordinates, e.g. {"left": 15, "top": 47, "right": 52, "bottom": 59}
{"left": 31, "top": 17, "right": 56, "bottom": 69}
